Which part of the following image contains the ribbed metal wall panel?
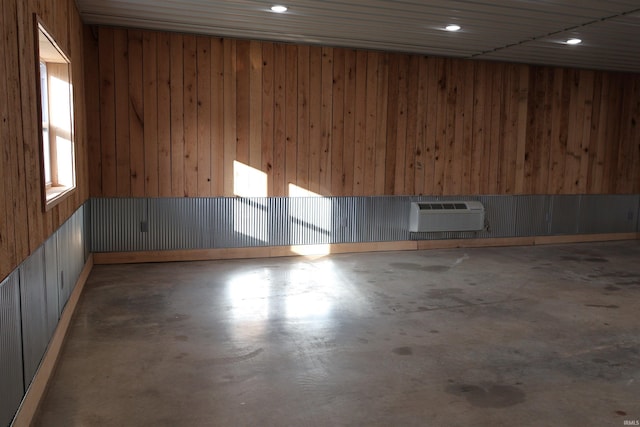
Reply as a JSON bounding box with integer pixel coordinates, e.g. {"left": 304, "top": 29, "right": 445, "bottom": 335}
{"left": 54, "top": 205, "right": 86, "bottom": 315}
{"left": 44, "top": 235, "right": 59, "bottom": 339}
{"left": 91, "top": 198, "right": 148, "bottom": 252}
{"left": 0, "top": 204, "right": 87, "bottom": 427}
{"left": 515, "top": 195, "right": 551, "bottom": 236}
{"left": 19, "top": 246, "right": 49, "bottom": 389}
{"left": 549, "top": 195, "right": 582, "bottom": 235}
{"left": 578, "top": 194, "right": 639, "bottom": 234}
{"left": 0, "top": 271, "right": 23, "bottom": 427}
{"left": 148, "top": 198, "right": 215, "bottom": 250}
{"left": 84, "top": 200, "right": 91, "bottom": 261}
{"left": 91, "top": 195, "right": 640, "bottom": 252}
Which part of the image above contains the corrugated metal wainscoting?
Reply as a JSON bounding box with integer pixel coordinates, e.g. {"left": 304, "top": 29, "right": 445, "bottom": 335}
{"left": 0, "top": 203, "right": 88, "bottom": 427}
{"left": 91, "top": 194, "right": 640, "bottom": 252}
{"left": 0, "top": 272, "right": 23, "bottom": 427}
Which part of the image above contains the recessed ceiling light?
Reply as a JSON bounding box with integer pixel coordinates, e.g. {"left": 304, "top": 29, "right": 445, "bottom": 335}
{"left": 445, "top": 24, "right": 461, "bottom": 32}
{"left": 566, "top": 38, "right": 582, "bottom": 45}
{"left": 271, "top": 5, "right": 287, "bottom": 13}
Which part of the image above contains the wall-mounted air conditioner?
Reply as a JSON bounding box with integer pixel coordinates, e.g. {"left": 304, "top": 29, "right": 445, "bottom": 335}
{"left": 408, "top": 201, "right": 485, "bottom": 232}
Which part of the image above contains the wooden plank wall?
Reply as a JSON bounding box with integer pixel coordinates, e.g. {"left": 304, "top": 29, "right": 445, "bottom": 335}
{"left": 0, "top": 0, "right": 89, "bottom": 282}
{"left": 87, "top": 27, "right": 640, "bottom": 198}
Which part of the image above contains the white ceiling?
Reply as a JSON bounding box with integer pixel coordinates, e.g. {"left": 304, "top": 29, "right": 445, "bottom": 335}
{"left": 76, "top": 0, "right": 640, "bottom": 73}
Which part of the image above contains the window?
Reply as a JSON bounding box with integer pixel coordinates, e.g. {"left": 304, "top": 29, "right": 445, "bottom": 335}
{"left": 35, "top": 17, "right": 76, "bottom": 210}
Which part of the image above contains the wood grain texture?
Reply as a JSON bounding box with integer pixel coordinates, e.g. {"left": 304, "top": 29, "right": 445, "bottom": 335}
{"left": 88, "top": 28, "right": 640, "bottom": 199}
{"left": 1, "top": 0, "right": 89, "bottom": 282}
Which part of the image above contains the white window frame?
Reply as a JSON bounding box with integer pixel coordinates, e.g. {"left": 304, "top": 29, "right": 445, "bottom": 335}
{"left": 35, "top": 16, "right": 76, "bottom": 211}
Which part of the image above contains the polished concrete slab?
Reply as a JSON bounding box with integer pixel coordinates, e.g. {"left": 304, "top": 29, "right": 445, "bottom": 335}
{"left": 36, "top": 241, "right": 640, "bottom": 426}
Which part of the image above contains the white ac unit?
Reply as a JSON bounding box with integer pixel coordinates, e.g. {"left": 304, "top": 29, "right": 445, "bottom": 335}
{"left": 408, "top": 201, "right": 485, "bottom": 232}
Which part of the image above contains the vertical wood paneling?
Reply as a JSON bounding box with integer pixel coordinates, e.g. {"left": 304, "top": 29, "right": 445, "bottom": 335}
{"left": 432, "top": 58, "right": 447, "bottom": 195}
{"left": 84, "top": 26, "right": 101, "bottom": 198}
{"left": 211, "top": 38, "right": 224, "bottom": 196}
{"left": 249, "top": 41, "right": 262, "bottom": 172}
{"left": 514, "top": 66, "right": 530, "bottom": 194}
{"left": 183, "top": 35, "right": 197, "bottom": 197}
{"left": 307, "top": 46, "right": 322, "bottom": 195}
{"left": 196, "top": 36, "right": 211, "bottom": 196}
{"left": 403, "top": 55, "right": 419, "bottom": 196}
{"left": 87, "top": 28, "right": 640, "bottom": 202}
{"left": 222, "top": 38, "right": 236, "bottom": 196}
{"left": 461, "top": 61, "right": 475, "bottom": 195}
{"left": 342, "top": 49, "right": 356, "bottom": 196}
{"left": 113, "top": 29, "right": 130, "bottom": 196}
{"left": 17, "top": 0, "right": 45, "bottom": 248}
{"left": 352, "top": 50, "right": 367, "bottom": 196}
{"left": 320, "top": 47, "right": 333, "bottom": 194}
{"left": 272, "top": 43, "right": 285, "bottom": 196}
{"left": 285, "top": 45, "right": 298, "bottom": 193}
{"left": 0, "top": 0, "right": 15, "bottom": 274}
{"left": 128, "top": 30, "right": 144, "bottom": 197}
{"left": 235, "top": 41, "right": 250, "bottom": 166}
{"left": 2, "top": 0, "right": 89, "bottom": 282}
{"left": 169, "top": 33, "right": 184, "bottom": 196}
{"left": 331, "top": 49, "right": 345, "bottom": 196}
{"left": 384, "top": 54, "right": 399, "bottom": 196}
{"left": 393, "top": 55, "right": 408, "bottom": 195}
{"left": 143, "top": 31, "right": 158, "bottom": 196}
{"left": 373, "top": 53, "right": 388, "bottom": 196}
{"left": 157, "top": 33, "right": 172, "bottom": 197}
{"left": 296, "top": 45, "right": 310, "bottom": 191}
{"left": 363, "top": 52, "right": 378, "bottom": 195}
{"left": 98, "top": 28, "right": 116, "bottom": 196}
{"left": 261, "top": 42, "right": 274, "bottom": 196}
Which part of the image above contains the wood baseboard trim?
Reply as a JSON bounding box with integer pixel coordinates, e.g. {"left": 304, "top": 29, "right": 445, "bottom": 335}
{"left": 12, "top": 254, "right": 94, "bottom": 427}
{"left": 94, "top": 233, "right": 639, "bottom": 265}
{"left": 532, "top": 232, "right": 639, "bottom": 245}
{"left": 93, "top": 241, "right": 419, "bottom": 264}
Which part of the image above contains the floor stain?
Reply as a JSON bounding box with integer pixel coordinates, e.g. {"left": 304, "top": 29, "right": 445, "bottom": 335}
{"left": 389, "top": 262, "right": 450, "bottom": 273}
{"left": 615, "top": 410, "right": 627, "bottom": 416}
{"left": 174, "top": 335, "right": 189, "bottom": 342}
{"left": 605, "top": 285, "right": 621, "bottom": 291}
{"left": 585, "top": 257, "right": 609, "bottom": 263}
{"left": 424, "top": 265, "right": 450, "bottom": 273}
{"left": 167, "top": 313, "right": 191, "bottom": 323}
{"left": 389, "top": 262, "right": 424, "bottom": 271}
{"left": 214, "top": 348, "right": 264, "bottom": 364}
{"left": 392, "top": 346, "right": 413, "bottom": 356}
{"left": 446, "top": 383, "right": 526, "bottom": 408}
{"left": 585, "top": 304, "right": 619, "bottom": 309}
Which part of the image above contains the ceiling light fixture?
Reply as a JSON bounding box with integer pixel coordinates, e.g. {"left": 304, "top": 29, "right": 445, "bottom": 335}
{"left": 445, "top": 24, "right": 461, "bottom": 32}
{"left": 271, "top": 5, "right": 287, "bottom": 13}
{"left": 566, "top": 38, "right": 582, "bottom": 45}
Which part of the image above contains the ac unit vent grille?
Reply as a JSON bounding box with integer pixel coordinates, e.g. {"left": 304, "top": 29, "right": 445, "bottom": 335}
{"left": 418, "top": 203, "right": 469, "bottom": 210}
{"left": 409, "top": 201, "right": 485, "bottom": 232}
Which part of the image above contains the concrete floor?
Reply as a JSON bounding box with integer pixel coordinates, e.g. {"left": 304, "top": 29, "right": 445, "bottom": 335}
{"left": 36, "top": 241, "right": 640, "bottom": 426}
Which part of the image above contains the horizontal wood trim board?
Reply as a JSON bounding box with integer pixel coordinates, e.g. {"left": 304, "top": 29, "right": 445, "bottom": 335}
{"left": 93, "top": 233, "right": 639, "bottom": 264}
{"left": 12, "top": 255, "right": 94, "bottom": 427}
